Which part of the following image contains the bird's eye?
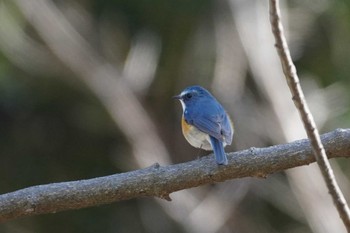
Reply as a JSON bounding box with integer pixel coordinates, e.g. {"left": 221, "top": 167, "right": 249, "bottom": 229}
{"left": 185, "top": 93, "right": 192, "bottom": 99}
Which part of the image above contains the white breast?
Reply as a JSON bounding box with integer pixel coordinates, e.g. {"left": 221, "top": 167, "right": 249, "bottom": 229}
{"left": 182, "top": 123, "right": 212, "bottom": 150}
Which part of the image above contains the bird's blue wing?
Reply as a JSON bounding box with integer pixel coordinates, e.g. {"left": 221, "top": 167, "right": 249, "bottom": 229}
{"left": 193, "top": 115, "right": 223, "bottom": 140}
{"left": 184, "top": 103, "right": 224, "bottom": 141}
{"left": 184, "top": 104, "right": 233, "bottom": 144}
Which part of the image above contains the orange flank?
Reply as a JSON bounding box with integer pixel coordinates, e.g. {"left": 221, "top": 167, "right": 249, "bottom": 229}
{"left": 181, "top": 116, "right": 192, "bottom": 135}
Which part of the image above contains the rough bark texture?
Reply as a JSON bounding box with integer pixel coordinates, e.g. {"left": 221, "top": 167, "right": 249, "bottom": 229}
{"left": 0, "top": 129, "right": 349, "bottom": 223}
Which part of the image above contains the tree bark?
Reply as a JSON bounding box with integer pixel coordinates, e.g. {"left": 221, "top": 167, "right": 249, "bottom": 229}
{"left": 0, "top": 129, "right": 349, "bottom": 223}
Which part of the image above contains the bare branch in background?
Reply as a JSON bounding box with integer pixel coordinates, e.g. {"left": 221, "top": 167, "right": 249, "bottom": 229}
{"left": 0, "top": 2, "right": 65, "bottom": 76}
{"left": 212, "top": 0, "right": 247, "bottom": 101}
{"left": 122, "top": 30, "right": 161, "bottom": 95}
{"left": 0, "top": 129, "right": 349, "bottom": 223}
{"left": 13, "top": 0, "right": 171, "bottom": 167}
{"left": 269, "top": 0, "right": 350, "bottom": 230}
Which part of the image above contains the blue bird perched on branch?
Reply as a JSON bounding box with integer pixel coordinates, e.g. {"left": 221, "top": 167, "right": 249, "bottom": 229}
{"left": 174, "top": 85, "right": 234, "bottom": 165}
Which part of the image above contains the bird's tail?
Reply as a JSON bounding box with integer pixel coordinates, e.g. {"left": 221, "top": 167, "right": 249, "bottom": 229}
{"left": 209, "top": 136, "right": 228, "bottom": 165}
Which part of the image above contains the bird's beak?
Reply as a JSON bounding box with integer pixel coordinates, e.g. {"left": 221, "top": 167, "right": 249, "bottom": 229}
{"left": 173, "top": 95, "right": 182, "bottom": 100}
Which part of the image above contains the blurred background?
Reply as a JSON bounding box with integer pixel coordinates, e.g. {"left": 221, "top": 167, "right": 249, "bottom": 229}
{"left": 0, "top": 0, "right": 350, "bottom": 232}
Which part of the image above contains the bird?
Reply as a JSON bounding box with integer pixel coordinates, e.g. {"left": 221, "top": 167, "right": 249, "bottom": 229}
{"left": 174, "top": 85, "right": 233, "bottom": 165}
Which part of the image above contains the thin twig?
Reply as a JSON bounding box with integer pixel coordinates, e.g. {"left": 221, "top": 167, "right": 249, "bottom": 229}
{"left": 0, "top": 129, "right": 350, "bottom": 223}
{"left": 269, "top": 0, "right": 350, "bottom": 230}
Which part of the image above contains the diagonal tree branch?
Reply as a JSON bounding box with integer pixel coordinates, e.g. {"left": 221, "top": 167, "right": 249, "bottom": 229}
{"left": 0, "top": 129, "right": 350, "bottom": 223}
{"left": 269, "top": 0, "right": 350, "bottom": 230}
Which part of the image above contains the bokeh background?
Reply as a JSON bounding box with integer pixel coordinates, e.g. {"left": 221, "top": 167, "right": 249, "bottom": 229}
{"left": 0, "top": 0, "right": 350, "bottom": 232}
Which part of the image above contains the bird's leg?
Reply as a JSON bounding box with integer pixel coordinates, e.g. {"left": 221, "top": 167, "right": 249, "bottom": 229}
{"left": 196, "top": 144, "right": 203, "bottom": 159}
